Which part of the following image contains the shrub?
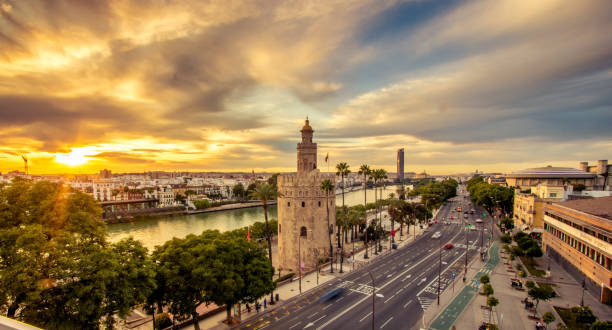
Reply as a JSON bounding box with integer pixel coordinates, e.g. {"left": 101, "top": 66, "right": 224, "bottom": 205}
{"left": 590, "top": 321, "right": 612, "bottom": 330}
{"left": 275, "top": 272, "right": 295, "bottom": 283}
{"left": 518, "top": 270, "right": 526, "bottom": 278}
{"left": 500, "top": 234, "right": 512, "bottom": 244}
{"left": 526, "top": 245, "right": 543, "bottom": 258}
{"left": 155, "top": 313, "right": 172, "bottom": 330}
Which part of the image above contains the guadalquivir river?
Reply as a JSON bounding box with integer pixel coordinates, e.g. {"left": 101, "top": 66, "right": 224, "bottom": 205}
{"left": 107, "top": 185, "right": 399, "bottom": 250}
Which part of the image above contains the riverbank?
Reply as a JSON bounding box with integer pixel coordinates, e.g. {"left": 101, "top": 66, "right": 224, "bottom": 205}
{"left": 187, "top": 201, "right": 277, "bottom": 215}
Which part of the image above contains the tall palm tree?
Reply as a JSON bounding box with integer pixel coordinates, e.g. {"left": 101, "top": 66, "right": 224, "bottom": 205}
{"left": 336, "top": 162, "right": 350, "bottom": 249}
{"left": 371, "top": 169, "right": 379, "bottom": 255}
{"left": 358, "top": 165, "right": 371, "bottom": 258}
{"left": 388, "top": 198, "right": 402, "bottom": 248}
{"left": 249, "top": 183, "right": 282, "bottom": 304}
{"left": 320, "top": 179, "right": 335, "bottom": 273}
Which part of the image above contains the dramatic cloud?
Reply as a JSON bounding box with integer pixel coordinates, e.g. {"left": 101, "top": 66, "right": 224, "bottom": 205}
{"left": 1, "top": 0, "right": 611, "bottom": 174}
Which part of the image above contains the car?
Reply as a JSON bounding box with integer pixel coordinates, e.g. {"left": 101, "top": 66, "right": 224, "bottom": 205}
{"left": 444, "top": 243, "right": 453, "bottom": 249}
{"left": 319, "top": 288, "right": 346, "bottom": 302}
{"left": 432, "top": 231, "right": 441, "bottom": 239}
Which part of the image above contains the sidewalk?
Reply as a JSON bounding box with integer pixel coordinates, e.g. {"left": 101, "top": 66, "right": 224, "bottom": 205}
{"left": 429, "top": 240, "right": 612, "bottom": 330}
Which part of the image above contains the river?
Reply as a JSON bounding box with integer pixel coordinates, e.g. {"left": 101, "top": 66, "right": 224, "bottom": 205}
{"left": 107, "top": 185, "right": 401, "bottom": 250}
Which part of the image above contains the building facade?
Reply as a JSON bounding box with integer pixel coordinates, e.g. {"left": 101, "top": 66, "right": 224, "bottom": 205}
{"left": 397, "top": 148, "right": 404, "bottom": 183}
{"left": 513, "top": 184, "right": 571, "bottom": 230}
{"left": 506, "top": 165, "right": 597, "bottom": 190}
{"left": 579, "top": 160, "right": 612, "bottom": 191}
{"left": 543, "top": 197, "right": 612, "bottom": 304}
{"left": 277, "top": 119, "right": 336, "bottom": 272}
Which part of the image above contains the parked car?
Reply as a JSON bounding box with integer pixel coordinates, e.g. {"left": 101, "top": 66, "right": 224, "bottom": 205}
{"left": 444, "top": 243, "right": 453, "bottom": 249}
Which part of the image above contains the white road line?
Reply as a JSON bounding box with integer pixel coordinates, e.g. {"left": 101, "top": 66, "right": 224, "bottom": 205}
{"left": 383, "top": 294, "right": 396, "bottom": 303}
{"left": 312, "top": 315, "right": 326, "bottom": 324}
{"left": 359, "top": 312, "right": 373, "bottom": 322}
{"left": 289, "top": 322, "right": 302, "bottom": 329}
{"left": 315, "top": 229, "right": 464, "bottom": 330}
{"left": 322, "top": 304, "right": 332, "bottom": 310}
{"left": 403, "top": 299, "right": 413, "bottom": 308}
{"left": 380, "top": 316, "right": 393, "bottom": 329}
{"left": 308, "top": 312, "right": 319, "bottom": 319}
{"left": 336, "top": 297, "right": 345, "bottom": 302}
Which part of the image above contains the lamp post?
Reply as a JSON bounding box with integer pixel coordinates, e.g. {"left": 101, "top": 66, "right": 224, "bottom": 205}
{"left": 368, "top": 271, "right": 375, "bottom": 330}
{"left": 438, "top": 243, "right": 442, "bottom": 305}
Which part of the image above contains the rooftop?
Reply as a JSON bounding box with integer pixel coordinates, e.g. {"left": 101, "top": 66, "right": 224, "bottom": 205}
{"left": 507, "top": 165, "right": 596, "bottom": 178}
{"left": 556, "top": 196, "right": 612, "bottom": 221}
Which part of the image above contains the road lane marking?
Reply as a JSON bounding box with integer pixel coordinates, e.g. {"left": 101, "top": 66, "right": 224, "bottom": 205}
{"left": 380, "top": 316, "right": 393, "bottom": 329}
{"left": 289, "top": 322, "right": 302, "bottom": 329}
{"left": 404, "top": 299, "right": 413, "bottom": 308}
{"left": 308, "top": 312, "right": 319, "bottom": 319}
{"left": 401, "top": 274, "right": 412, "bottom": 282}
{"left": 359, "top": 312, "right": 373, "bottom": 322}
{"left": 383, "top": 294, "right": 396, "bottom": 303}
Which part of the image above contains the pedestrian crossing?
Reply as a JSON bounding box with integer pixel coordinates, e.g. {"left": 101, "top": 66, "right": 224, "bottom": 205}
{"left": 417, "top": 296, "right": 435, "bottom": 311}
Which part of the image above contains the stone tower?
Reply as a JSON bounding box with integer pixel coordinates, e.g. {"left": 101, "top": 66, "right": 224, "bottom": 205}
{"left": 277, "top": 119, "right": 335, "bottom": 273}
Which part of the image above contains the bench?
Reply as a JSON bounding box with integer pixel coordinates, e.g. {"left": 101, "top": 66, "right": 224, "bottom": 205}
{"left": 481, "top": 305, "right": 491, "bottom": 310}
{"left": 528, "top": 314, "right": 540, "bottom": 320}
{"left": 514, "top": 287, "right": 525, "bottom": 291}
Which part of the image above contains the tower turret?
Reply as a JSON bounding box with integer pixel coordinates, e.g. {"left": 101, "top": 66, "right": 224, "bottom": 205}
{"left": 297, "top": 118, "right": 317, "bottom": 173}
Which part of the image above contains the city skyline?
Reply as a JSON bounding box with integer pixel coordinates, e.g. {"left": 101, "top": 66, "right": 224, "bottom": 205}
{"left": 2, "top": 0, "right": 612, "bottom": 175}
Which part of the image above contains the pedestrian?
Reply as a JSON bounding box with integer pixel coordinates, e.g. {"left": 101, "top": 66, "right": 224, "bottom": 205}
{"left": 246, "top": 303, "right": 251, "bottom": 313}
{"left": 264, "top": 298, "right": 267, "bottom": 309}
{"left": 255, "top": 302, "right": 260, "bottom": 313}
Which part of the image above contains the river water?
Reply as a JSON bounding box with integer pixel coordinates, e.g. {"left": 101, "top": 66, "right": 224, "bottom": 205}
{"left": 107, "top": 185, "right": 400, "bottom": 250}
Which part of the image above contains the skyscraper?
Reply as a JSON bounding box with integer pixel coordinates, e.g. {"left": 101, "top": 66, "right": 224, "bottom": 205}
{"left": 397, "top": 148, "right": 404, "bottom": 183}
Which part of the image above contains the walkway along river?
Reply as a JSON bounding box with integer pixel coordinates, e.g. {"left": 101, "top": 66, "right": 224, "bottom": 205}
{"left": 107, "top": 185, "right": 400, "bottom": 251}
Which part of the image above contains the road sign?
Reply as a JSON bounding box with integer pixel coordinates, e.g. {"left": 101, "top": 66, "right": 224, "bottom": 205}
{"left": 475, "top": 280, "right": 480, "bottom": 286}
{"left": 452, "top": 272, "right": 456, "bottom": 279}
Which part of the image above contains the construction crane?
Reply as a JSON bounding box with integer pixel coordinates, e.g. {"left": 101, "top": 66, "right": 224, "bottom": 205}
{"left": 22, "top": 155, "right": 28, "bottom": 175}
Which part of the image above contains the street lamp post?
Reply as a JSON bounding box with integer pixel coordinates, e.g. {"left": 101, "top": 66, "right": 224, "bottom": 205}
{"left": 438, "top": 244, "right": 442, "bottom": 305}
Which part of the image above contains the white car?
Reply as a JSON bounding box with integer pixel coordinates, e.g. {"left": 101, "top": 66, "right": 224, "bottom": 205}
{"left": 432, "top": 231, "right": 441, "bottom": 239}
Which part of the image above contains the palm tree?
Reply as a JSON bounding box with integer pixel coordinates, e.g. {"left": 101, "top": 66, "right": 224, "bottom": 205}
{"left": 249, "top": 183, "right": 282, "bottom": 304}
{"left": 335, "top": 207, "right": 346, "bottom": 273}
{"left": 320, "top": 179, "right": 335, "bottom": 273}
{"left": 358, "top": 165, "right": 371, "bottom": 258}
{"left": 371, "top": 170, "right": 379, "bottom": 254}
{"left": 388, "top": 198, "right": 403, "bottom": 248}
{"left": 374, "top": 169, "right": 387, "bottom": 251}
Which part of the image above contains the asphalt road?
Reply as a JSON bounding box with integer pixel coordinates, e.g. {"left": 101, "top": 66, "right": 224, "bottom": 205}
{"left": 239, "top": 188, "right": 497, "bottom": 330}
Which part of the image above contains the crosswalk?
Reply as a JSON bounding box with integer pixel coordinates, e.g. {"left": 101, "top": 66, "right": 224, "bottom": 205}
{"left": 417, "top": 296, "right": 435, "bottom": 311}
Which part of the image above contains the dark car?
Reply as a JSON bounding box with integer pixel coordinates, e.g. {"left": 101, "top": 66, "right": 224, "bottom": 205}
{"left": 319, "top": 288, "right": 346, "bottom": 302}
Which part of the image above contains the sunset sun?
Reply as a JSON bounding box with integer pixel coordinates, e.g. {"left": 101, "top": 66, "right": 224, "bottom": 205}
{"left": 54, "top": 147, "right": 99, "bottom": 166}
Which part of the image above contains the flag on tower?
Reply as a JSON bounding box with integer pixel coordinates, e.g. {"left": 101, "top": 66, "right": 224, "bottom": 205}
{"left": 325, "top": 153, "right": 329, "bottom": 163}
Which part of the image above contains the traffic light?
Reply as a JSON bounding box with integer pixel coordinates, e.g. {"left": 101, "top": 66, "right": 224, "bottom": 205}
{"left": 487, "top": 237, "right": 490, "bottom": 241}
{"left": 483, "top": 213, "right": 487, "bottom": 217}
{"left": 467, "top": 224, "right": 472, "bottom": 229}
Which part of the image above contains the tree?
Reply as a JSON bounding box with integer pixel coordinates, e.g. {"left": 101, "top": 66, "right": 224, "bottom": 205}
{"left": 267, "top": 173, "right": 280, "bottom": 188}
{"left": 388, "top": 198, "right": 404, "bottom": 246}
{"left": 590, "top": 321, "right": 612, "bottom": 330}
{"left": 336, "top": 162, "right": 350, "bottom": 273}
{"left": 246, "top": 183, "right": 257, "bottom": 199}
{"left": 0, "top": 179, "right": 156, "bottom": 329}
{"left": 483, "top": 283, "right": 494, "bottom": 297}
{"left": 194, "top": 199, "right": 211, "bottom": 210}
{"left": 480, "top": 274, "right": 490, "bottom": 285}
{"left": 542, "top": 312, "right": 555, "bottom": 329}
{"left": 487, "top": 296, "right": 499, "bottom": 323}
{"left": 528, "top": 286, "right": 554, "bottom": 317}
{"left": 232, "top": 183, "right": 245, "bottom": 200}
{"left": 249, "top": 183, "right": 282, "bottom": 304}
{"left": 358, "top": 165, "right": 371, "bottom": 258}
{"left": 320, "top": 179, "right": 335, "bottom": 273}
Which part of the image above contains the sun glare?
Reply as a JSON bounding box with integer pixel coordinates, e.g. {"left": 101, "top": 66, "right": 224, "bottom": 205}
{"left": 54, "top": 147, "right": 100, "bottom": 166}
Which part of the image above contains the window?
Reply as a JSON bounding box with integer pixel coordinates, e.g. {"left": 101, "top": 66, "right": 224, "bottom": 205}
{"left": 302, "top": 201, "right": 305, "bottom": 207}
{"left": 288, "top": 202, "right": 291, "bottom": 206}
{"left": 279, "top": 224, "right": 281, "bottom": 233}
{"left": 318, "top": 201, "right": 321, "bottom": 207}
{"left": 549, "top": 193, "right": 557, "bottom": 198}
{"left": 300, "top": 226, "right": 307, "bottom": 238}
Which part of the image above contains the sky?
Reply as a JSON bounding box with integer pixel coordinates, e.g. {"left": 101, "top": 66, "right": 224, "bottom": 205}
{"left": 1, "top": 0, "right": 611, "bottom": 175}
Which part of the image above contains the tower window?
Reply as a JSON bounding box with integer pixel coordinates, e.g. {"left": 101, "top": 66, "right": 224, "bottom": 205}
{"left": 300, "top": 226, "right": 307, "bottom": 238}
{"left": 318, "top": 201, "right": 321, "bottom": 207}
{"left": 288, "top": 202, "right": 291, "bottom": 206}
{"left": 279, "top": 224, "right": 281, "bottom": 233}
{"left": 302, "top": 201, "right": 305, "bottom": 207}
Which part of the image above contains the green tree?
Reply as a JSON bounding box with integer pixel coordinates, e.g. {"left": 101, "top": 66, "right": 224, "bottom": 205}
{"left": 483, "top": 283, "right": 494, "bottom": 297}
{"left": 320, "top": 179, "right": 335, "bottom": 273}
{"left": 590, "top": 321, "right": 612, "bottom": 330}
{"left": 0, "top": 179, "right": 155, "bottom": 329}
{"left": 249, "top": 183, "right": 282, "bottom": 304}
{"left": 480, "top": 274, "right": 490, "bottom": 285}
{"left": 336, "top": 162, "right": 350, "bottom": 273}
{"left": 232, "top": 183, "right": 245, "bottom": 200}
{"left": 487, "top": 296, "right": 499, "bottom": 324}
{"left": 388, "top": 198, "right": 404, "bottom": 246}
{"left": 194, "top": 199, "right": 211, "bottom": 210}
{"left": 528, "top": 286, "right": 554, "bottom": 317}
{"left": 358, "top": 165, "right": 371, "bottom": 258}
{"left": 267, "top": 173, "right": 281, "bottom": 188}
{"left": 542, "top": 312, "right": 555, "bottom": 329}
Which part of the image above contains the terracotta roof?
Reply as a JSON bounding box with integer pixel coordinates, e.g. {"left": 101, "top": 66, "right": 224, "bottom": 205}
{"left": 556, "top": 196, "right": 612, "bottom": 220}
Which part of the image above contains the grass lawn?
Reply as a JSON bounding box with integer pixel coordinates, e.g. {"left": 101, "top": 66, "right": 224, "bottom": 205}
{"left": 519, "top": 256, "right": 546, "bottom": 277}
{"left": 553, "top": 306, "right": 594, "bottom": 329}
{"left": 536, "top": 282, "right": 557, "bottom": 297}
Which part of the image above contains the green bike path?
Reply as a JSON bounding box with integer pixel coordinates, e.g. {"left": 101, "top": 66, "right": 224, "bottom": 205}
{"left": 429, "top": 242, "right": 500, "bottom": 330}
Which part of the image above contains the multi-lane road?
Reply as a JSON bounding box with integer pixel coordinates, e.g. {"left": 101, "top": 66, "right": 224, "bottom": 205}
{"left": 239, "top": 188, "right": 497, "bottom": 330}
